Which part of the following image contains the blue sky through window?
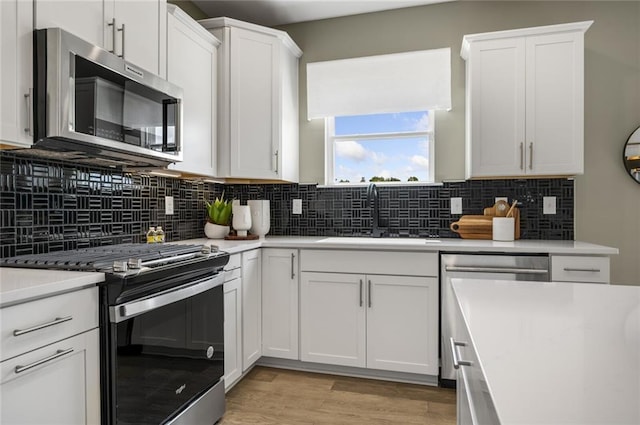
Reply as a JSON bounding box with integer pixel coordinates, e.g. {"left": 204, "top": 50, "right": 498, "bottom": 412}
{"left": 333, "top": 111, "right": 432, "bottom": 183}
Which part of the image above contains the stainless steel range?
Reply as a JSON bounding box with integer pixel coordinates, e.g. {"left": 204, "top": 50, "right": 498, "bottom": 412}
{"left": 2, "top": 243, "right": 229, "bottom": 425}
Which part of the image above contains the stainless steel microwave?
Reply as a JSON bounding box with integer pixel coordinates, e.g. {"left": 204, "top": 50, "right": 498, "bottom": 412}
{"left": 32, "top": 28, "right": 183, "bottom": 168}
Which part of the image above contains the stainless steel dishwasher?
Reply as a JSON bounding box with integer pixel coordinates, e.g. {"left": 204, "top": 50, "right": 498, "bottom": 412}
{"left": 440, "top": 253, "right": 550, "bottom": 387}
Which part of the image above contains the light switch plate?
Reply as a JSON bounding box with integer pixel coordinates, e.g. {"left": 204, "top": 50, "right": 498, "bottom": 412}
{"left": 165, "top": 196, "right": 174, "bottom": 215}
{"left": 450, "top": 197, "right": 462, "bottom": 215}
{"left": 543, "top": 196, "right": 556, "bottom": 215}
{"left": 292, "top": 199, "right": 302, "bottom": 215}
{"left": 495, "top": 197, "right": 508, "bottom": 203}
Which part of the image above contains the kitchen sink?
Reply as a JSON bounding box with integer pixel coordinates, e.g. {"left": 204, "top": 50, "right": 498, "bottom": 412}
{"left": 316, "top": 237, "right": 438, "bottom": 245}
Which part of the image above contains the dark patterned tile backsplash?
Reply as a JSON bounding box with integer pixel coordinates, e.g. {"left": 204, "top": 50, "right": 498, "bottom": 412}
{"left": 225, "top": 179, "right": 574, "bottom": 240}
{"left": 0, "top": 152, "right": 223, "bottom": 258}
{"left": 0, "top": 151, "right": 574, "bottom": 258}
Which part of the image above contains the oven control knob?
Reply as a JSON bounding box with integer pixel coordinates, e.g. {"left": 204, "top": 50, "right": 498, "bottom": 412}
{"left": 112, "top": 261, "right": 128, "bottom": 273}
{"left": 206, "top": 346, "right": 214, "bottom": 359}
{"left": 128, "top": 258, "right": 142, "bottom": 269}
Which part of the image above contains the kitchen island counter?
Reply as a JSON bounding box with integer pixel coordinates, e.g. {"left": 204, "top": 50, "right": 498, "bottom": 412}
{"left": 452, "top": 278, "right": 640, "bottom": 425}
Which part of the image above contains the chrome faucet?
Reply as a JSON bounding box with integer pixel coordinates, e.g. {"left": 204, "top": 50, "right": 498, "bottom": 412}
{"left": 366, "top": 183, "right": 386, "bottom": 237}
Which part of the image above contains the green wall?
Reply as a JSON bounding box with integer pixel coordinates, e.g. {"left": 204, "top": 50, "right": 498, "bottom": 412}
{"left": 278, "top": 1, "right": 640, "bottom": 285}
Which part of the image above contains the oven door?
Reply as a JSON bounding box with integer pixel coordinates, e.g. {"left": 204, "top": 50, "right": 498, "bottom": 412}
{"left": 107, "top": 274, "right": 224, "bottom": 425}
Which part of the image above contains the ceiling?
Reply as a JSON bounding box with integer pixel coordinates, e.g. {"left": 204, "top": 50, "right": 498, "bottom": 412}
{"left": 191, "top": 0, "right": 453, "bottom": 27}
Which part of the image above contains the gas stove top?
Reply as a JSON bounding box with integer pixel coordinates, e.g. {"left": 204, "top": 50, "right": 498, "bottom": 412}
{"left": 1, "top": 243, "right": 228, "bottom": 277}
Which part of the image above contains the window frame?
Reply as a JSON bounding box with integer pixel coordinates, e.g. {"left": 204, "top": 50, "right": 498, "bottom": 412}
{"left": 324, "top": 112, "right": 435, "bottom": 186}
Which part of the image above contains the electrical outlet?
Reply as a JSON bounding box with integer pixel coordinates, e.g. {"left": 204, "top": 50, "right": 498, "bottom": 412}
{"left": 165, "top": 196, "right": 174, "bottom": 215}
{"left": 292, "top": 199, "right": 302, "bottom": 215}
{"left": 543, "top": 196, "right": 556, "bottom": 215}
{"left": 450, "top": 197, "right": 462, "bottom": 215}
{"left": 495, "top": 197, "right": 509, "bottom": 203}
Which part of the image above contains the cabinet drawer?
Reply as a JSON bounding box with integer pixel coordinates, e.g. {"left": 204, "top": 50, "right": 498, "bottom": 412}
{"left": 551, "top": 256, "right": 610, "bottom": 283}
{"left": 1, "top": 288, "right": 98, "bottom": 362}
{"left": 300, "top": 249, "right": 438, "bottom": 276}
{"left": 224, "top": 253, "right": 241, "bottom": 271}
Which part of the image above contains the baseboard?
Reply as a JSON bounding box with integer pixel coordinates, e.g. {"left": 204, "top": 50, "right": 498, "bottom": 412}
{"left": 256, "top": 357, "right": 439, "bottom": 386}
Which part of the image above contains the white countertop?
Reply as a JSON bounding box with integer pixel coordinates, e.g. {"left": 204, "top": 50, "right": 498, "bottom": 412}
{"left": 452, "top": 278, "right": 640, "bottom": 425}
{"left": 0, "top": 237, "right": 617, "bottom": 308}
{"left": 0, "top": 268, "right": 105, "bottom": 308}
{"left": 176, "top": 236, "right": 619, "bottom": 255}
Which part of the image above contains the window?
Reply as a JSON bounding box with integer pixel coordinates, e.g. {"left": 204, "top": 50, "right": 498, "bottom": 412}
{"left": 325, "top": 111, "right": 434, "bottom": 185}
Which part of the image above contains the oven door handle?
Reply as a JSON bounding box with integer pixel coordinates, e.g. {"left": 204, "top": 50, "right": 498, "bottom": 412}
{"left": 110, "top": 273, "right": 224, "bottom": 323}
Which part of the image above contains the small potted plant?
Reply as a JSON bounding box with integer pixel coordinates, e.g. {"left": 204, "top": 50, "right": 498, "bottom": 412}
{"left": 204, "top": 193, "right": 233, "bottom": 239}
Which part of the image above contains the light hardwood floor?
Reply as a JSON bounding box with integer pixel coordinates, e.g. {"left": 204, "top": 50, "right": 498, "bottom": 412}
{"left": 219, "top": 366, "right": 456, "bottom": 425}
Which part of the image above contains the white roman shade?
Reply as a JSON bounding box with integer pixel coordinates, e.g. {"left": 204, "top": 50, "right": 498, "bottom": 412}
{"left": 306, "top": 48, "right": 451, "bottom": 119}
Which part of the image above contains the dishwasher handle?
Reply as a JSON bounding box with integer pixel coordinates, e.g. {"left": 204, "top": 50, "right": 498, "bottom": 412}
{"left": 445, "top": 265, "right": 548, "bottom": 275}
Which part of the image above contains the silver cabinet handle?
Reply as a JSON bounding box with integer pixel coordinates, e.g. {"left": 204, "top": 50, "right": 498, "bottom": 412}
{"left": 291, "top": 253, "right": 295, "bottom": 279}
{"left": 520, "top": 142, "right": 524, "bottom": 170}
{"left": 13, "top": 316, "right": 72, "bottom": 337}
{"left": 117, "top": 23, "right": 125, "bottom": 58}
{"left": 274, "top": 150, "right": 279, "bottom": 174}
{"left": 449, "top": 338, "right": 473, "bottom": 369}
{"left": 368, "top": 280, "right": 372, "bottom": 308}
{"left": 444, "top": 265, "right": 548, "bottom": 275}
{"left": 23, "top": 89, "right": 33, "bottom": 135}
{"left": 107, "top": 18, "right": 116, "bottom": 54}
{"left": 359, "top": 279, "right": 363, "bottom": 307}
{"left": 15, "top": 348, "right": 74, "bottom": 374}
{"left": 529, "top": 142, "right": 533, "bottom": 170}
{"left": 564, "top": 267, "right": 601, "bottom": 273}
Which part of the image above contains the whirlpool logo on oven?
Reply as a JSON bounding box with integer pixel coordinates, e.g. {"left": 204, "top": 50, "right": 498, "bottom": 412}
{"left": 176, "top": 384, "right": 186, "bottom": 395}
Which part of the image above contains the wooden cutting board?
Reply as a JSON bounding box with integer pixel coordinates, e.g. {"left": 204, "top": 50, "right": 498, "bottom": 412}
{"left": 450, "top": 215, "right": 493, "bottom": 239}
{"left": 451, "top": 201, "right": 521, "bottom": 239}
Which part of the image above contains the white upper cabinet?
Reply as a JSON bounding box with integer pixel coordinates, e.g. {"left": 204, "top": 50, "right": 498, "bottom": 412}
{"left": 0, "top": 0, "right": 33, "bottom": 147}
{"left": 34, "top": 0, "right": 167, "bottom": 76}
{"left": 462, "top": 21, "right": 592, "bottom": 178}
{"left": 166, "top": 5, "right": 220, "bottom": 177}
{"left": 200, "top": 17, "right": 302, "bottom": 182}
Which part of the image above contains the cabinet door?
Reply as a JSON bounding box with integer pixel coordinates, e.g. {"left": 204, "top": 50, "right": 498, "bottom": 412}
{"left": 167, "top": 11, "right": 217, "bottom": 176}
{"left": 109, "top": 0, "right": 166, "bottom": 76}
{"left": 34, "top": 0, "right": 105, "bottom": 48}
{"left": 224, "top": 277, "right": 242, "bottom": 390}
{"left": 366, "top": 275, "right": 439, "bottom": 375}
{"left": 0, "top": 329, "right": 100, "bottom": 425}
{"left": 279, "top": 46, "right": 299, "bottom": 182}
{"left": 300, "top": 272, "right": 366, "bottom": 368}
{"left": 467, "top": 37, "right": 526, "bottom": 178}
{"left": 526, "top": 32, "right": 584, "bottom": 175}
{"left": 1, "top": 0, "right": 33, "bottom": 147}
{"left": 262, "top": 249, "right": 299, "bottom": 360}
{"left": 229, "top": 27, "right": 280, "bottom": 179}
{"left": 241, "top": 249, "right": 262, "bottom": 371}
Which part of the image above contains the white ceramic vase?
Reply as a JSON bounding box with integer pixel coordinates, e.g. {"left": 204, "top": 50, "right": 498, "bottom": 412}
{"left": 247, "top": 200, "right": 270, "bottom": 238}
{"left": 204, "top": 222, "right": 230, "bottom": 239}
{"left": 232, "top": 205, "right": 252, "bottom": 237}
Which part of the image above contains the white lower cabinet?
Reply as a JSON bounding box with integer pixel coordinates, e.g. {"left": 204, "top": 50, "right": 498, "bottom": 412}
{"left": 241, "top": 249, "right": 262, "bottom": 371}
{"left": 261, "top": 248, "right": 299, "bottom": 360}
{"left": 551, "top": 255, "right": 610, "bottom": 283}
{"left": 299, "top": 250, "right": 439, "bottom": 376}
{"left": 300, "top": 272, "right": 366, "bottom": 367}
{"left": 366, "top": 274, "right": 439, "bottom": 375}
{"left": 453, "top": 300, "right": 500, "bottom": 425}
{"left": 0, "top": 287, "right": 100, "bottom": 425}
{"left": 223, "top": 273, "right": 242, "bottom": 390}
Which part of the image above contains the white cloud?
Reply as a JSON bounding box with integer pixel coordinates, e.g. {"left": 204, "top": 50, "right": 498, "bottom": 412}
{"left": 413, "top": 112, "right": 431, "bottom": 132}
{"left": 370, "top": 151, "right": 387, "bottom": 165}
{"left": 410, "top": 155, "right": 429, "bottom": 168}
{"left": 335, "top": 140, "right": 368, "bottom": 162}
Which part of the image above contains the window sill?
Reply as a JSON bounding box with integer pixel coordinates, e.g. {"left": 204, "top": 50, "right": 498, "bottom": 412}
{"left": 316, "top": 182, "right": 444, "bottom": 189}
